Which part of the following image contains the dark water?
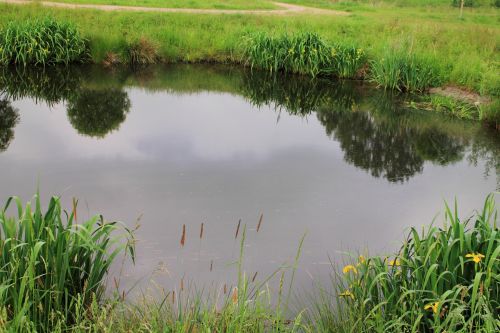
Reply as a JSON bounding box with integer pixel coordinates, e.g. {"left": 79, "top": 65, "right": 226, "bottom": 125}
{"left": 0, "top": 65, "right": 498, "bottom": 297}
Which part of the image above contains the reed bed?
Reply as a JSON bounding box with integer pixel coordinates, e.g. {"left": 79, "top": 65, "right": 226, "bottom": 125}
{"left": 308, "top": 194, "right": 500, "bottom": 333}
{"left": 0, "top": 18, "right": 89, "bottom": 66}
{"left": 370, "top": 48, "right": 441, "bottom": 92}
{"left": 0, "top": 193, "right": 135, "bottom": 332}
{"left": 242, "top": 32, "right": 365, "bottom": 79}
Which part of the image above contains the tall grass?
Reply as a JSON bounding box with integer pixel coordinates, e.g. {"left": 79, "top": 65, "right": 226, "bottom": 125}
{"left": 243, "top": 32, "right": 365, "bottom": 78}
{"left": 0, "top": 18, "right": 88, "bottom": 66}
{"left": 0, "top": 193, "right": 135, "bottom": 332}
{"left": 370, "top": 48, "right": 441, "bottom": 92}
{"left": 309, "top": 194, "right": 500, "bottom": 332}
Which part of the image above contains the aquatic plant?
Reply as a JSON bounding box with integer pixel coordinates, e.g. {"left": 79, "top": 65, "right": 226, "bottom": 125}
{"left": 0, "top": 17, "right": 88, "bottom": 66}
{"left": 309, "top": 194, "right": 500, "bottom": 332}
{"left": 0, "top": 193, "right": 135, "bottom": 332}
{"left": 242, "top": 32, "right": 365, "bottom": 78}
{"left": 370, "top": 48, "right": 441, "bottom": 92}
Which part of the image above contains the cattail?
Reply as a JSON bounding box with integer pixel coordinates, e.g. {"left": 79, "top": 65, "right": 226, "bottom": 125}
{"left": 180, "top": 224, "right": 186, "bottom": 247}
{"left": 72, "top": 198, "right": 78, "bottom": 222}
{"left": 223, "top": 284, "right": 227, "bottom": 294}
{"left": 235, "top": 219, "right": 241, "bottom": 239}
{"left": 210, "top": 260, "right": 213, "bottom": 272}
{"left": 200, "top": 222, "right": 204, "bottom": 239}
{"left": 180, "top": 277, "right": 184, "bottom": 291}
{"left": 172, "top": 290, "right": 175, "bottom": 304}
{"left": 251, "top": 271, "right": 258, "bottom": 283}
{"left": 231, "top": 287, "right": 238, "bottom": 305}
{"left": 256, "top": 213, "right": 263, "bottom": 232}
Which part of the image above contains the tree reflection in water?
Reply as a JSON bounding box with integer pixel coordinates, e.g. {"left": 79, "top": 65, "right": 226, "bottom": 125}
{"left": 67, "top": 89, "right": 131, "bottom": 138}
{"left": 0, "top": 99, "right": 19, "bottom": 152}
{"left": 0, "top": 65, "right": 496, "bottom": 186}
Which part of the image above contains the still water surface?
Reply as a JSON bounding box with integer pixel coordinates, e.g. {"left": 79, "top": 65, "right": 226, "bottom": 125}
{"left": 0, "top": 65, "right": 498, "bottom": 295}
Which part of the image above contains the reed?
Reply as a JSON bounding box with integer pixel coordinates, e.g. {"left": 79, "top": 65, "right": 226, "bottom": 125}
{"left": 308, "top": 194, "right": 500, "bottom": 332}
{"left": 0, "top": 17, "right": 88, "bottom": 66}
{"left": 242, "top": 32, "right": 365, "bottom": 78}
{"left": 0, "top": 193, "right": 135, "bottom": 332}
{"left": 370, "top": 48, "right": 441, "bottom": 92}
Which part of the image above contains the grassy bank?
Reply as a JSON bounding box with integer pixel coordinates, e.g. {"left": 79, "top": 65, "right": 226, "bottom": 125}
{"left": 0, "top": 192, "right": 498, "bottom": 332}
{"left": 0, "top": 1, "right": 498, "bottom": 127}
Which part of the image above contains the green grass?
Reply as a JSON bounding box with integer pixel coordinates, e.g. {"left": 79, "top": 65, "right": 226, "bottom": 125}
{"left": 0, "top": 193, "right": 135, "bottom": 332}
{"left": 0, "top": 17, "right": 88, "bottom": 65}
{"left": 45, "top": 0, "right": 278, "bottom": 9}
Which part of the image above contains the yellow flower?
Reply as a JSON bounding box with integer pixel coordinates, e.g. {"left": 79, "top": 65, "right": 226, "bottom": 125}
{"left": 388, "top": 259, "right": 401, "bottom": 267}
{"left": 342, "top": 265, "right": 357, "bottom": 274}
{"left": 339, "top": 290, "right": 354, "bottom": 299}
{"left": 424, "top": 301, "right": 439, "bottom": 314}
{"left": 359, "top": 255, "right": 366, "bottom": 264}
{"left": 465, "top": 253, "right": 485, "bottom": 264}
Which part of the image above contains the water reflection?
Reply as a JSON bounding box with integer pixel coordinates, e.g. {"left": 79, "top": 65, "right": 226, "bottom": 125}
{"left": 67, "top": 89, "right": 131, "bottom": 138}
{"left": 0, "top": 64, "right": 497, "bottom": 295}
{"left": 0, "top": 65, "right": 497, "bottom": 185}
{"left": 0, "top": 99, "right": 19, "bottom": 152}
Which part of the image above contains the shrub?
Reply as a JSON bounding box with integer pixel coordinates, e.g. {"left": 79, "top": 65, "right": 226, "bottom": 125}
{"left": 315, "top": 194, "right": 500, "bottom": 332}
{"left": 0, "top": 194, "right": 135, "bottom": 331}
{"left": 370, "top": 49, "right": 441, "bottom": 92}
{"left": 0, "top": 18, "right": 88, "bottom": 66}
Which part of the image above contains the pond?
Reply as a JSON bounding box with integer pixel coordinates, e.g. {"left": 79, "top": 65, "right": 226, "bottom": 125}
{"left": 0, "top": 65, "right": 498, "bottom": 297}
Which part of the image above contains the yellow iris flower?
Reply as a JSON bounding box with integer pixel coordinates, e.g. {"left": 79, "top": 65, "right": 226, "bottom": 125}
{"left": 388, "top": 259, "right": 401, "bottom": 266}
{"left": 342, "top": 265, "right": 358, "bottom": 274}
{"left": 339, "top": 290, "right": 354, "bottom": 299}
{"left": 465, "top": 253, "right": 485, "bottom": 264}
{"left": 424, "top": 301, "right": 439, "bottom": 314}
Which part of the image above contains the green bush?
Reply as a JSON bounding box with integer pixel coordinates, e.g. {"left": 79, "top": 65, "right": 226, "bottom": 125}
{"left": 315, "top": 194, "right": 500, "bottom": 332}
{"left": 0, "top": 18, "right": 88, "bottom": 66}
{"left": 370, "top": 49, "right": 441, "bottom": 92}
{"left": 0, "top": 194, "right": 134, "bottom": 332}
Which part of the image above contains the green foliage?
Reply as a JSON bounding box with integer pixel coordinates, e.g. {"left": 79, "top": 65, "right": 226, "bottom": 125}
{"left": 0, "top": 193, "right": 135, "bottom": 332}
{"left": 311, "top": 194, "right": 500, "bottom": 332}
{"left": 370, "top": 49, "right": 441, "bottom": 92}
{"left": 67, "top": 88, "right": 131, "bottom": 137}
{"left": 243, "top": 32, "right": 365, "bottom": 78}
{"left": 0, "top": 18, "right": 89, "bottom": 66}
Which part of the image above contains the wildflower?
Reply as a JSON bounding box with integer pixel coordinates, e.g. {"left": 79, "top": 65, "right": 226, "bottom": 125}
{"left": 424, "top": 301, "right": 439, "bottom": 314}
{"left": 388, "top": 258, "right": 401, "bottom": 266}
{"left": 339, "top": 290, "right": 354, "bottom": 299}
{"left": 465, "top": 253, "right": 485, "bottom": 264}
{"left": 359, "top": 255, "right": 366, "bottom": 264}
{"left": 342, "top": 265, "right": 357, "bottom": 274}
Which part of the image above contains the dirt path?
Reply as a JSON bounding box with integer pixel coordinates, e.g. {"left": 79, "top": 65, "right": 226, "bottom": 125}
{"left": 0, "top": 0, "right": 349, "bottom": 15}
